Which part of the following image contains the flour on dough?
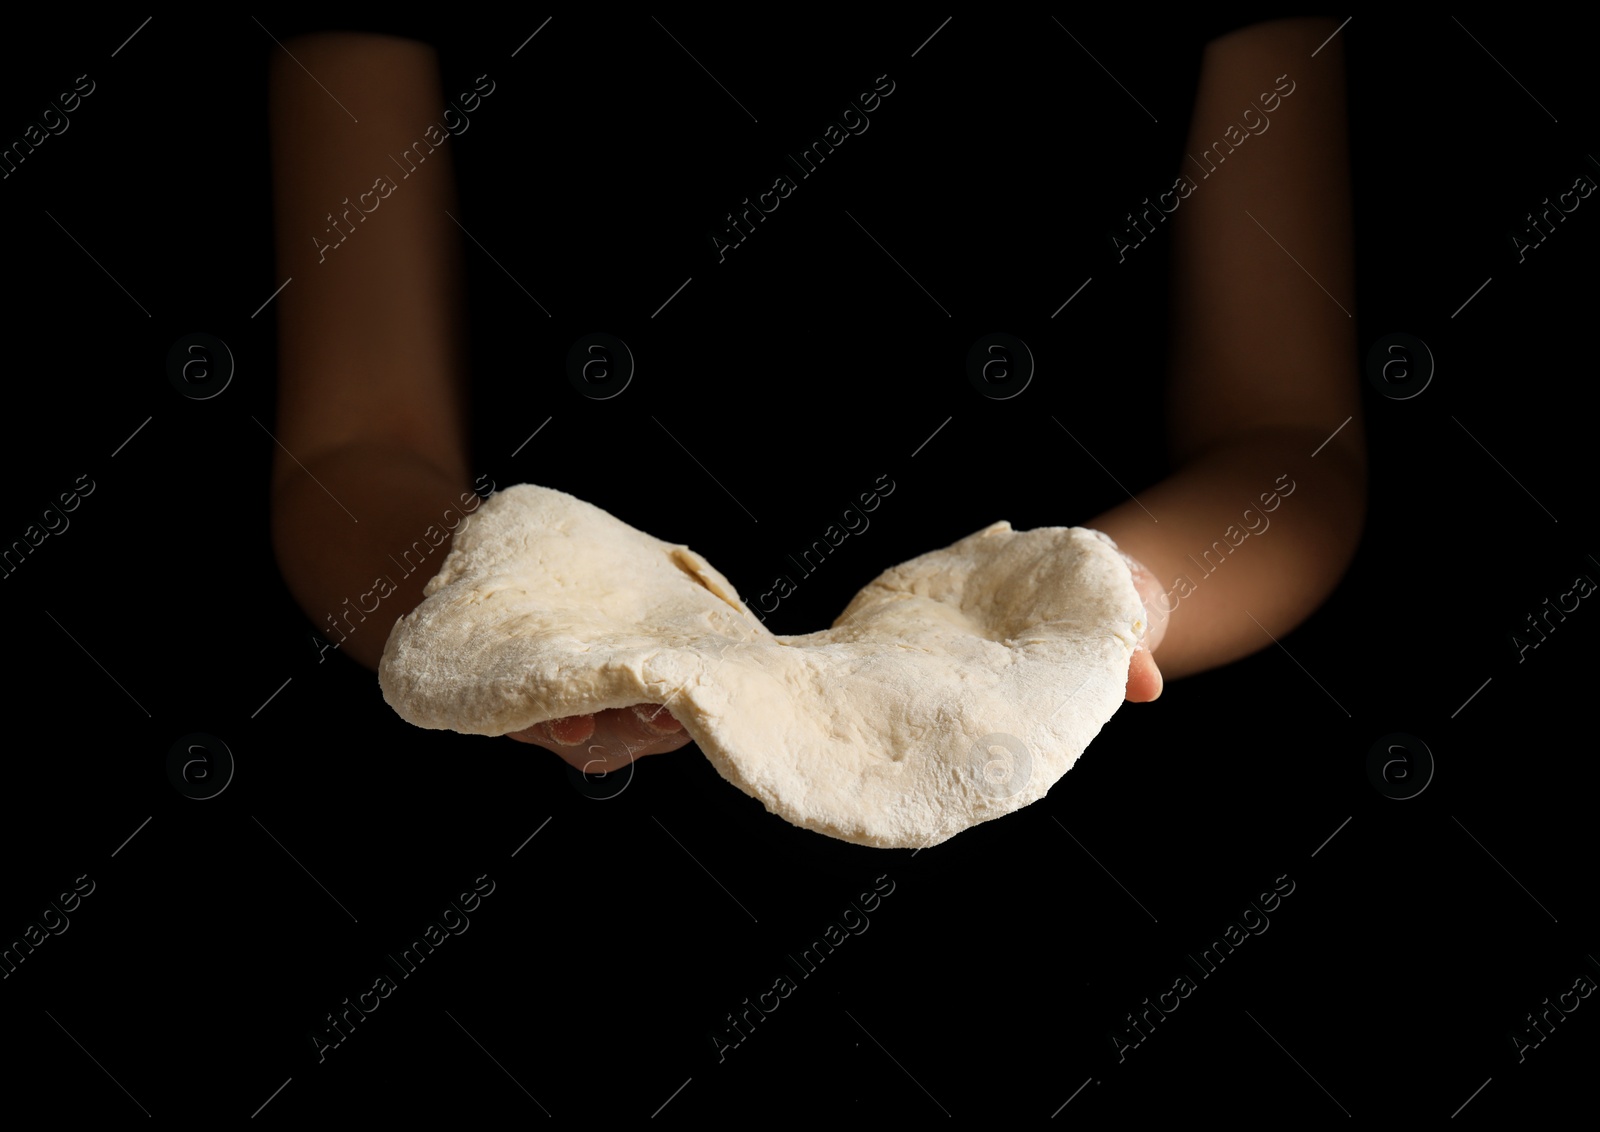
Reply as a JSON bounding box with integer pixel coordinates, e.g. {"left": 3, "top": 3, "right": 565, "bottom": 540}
{"left": 378, "top": 485, "right": 1145, "bottom": 849}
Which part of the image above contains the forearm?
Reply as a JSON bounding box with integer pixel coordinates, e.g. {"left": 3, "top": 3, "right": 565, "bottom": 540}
{"left": 1166, "top": 17, "right": 1360, "bottom": 463}
{"left": 267, "top": 34, "right": 474, "bottom": 669}
{"left": 268, "top": 33, "right": 470, "bottom": 470}
{"left": 1092, "top": 18, "right": 1364, "bottom": 680}
{"left": 272, "top": 442, "right": 474, "bottom": 670}
{"left": 1087, "top": 429, "right": 1362, "bottom": 679}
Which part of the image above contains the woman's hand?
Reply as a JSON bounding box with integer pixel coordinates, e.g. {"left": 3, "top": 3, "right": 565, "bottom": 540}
{"left": 506, "top": 704, "right": 694, "bottom": 771}
{"left": 1119, "top": 552, "right": 1170, "bottom": 703}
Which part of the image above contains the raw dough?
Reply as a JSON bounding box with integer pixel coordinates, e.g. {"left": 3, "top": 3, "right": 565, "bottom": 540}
{"left": 378, "top": 484, "right": 1145, "bottom": 848}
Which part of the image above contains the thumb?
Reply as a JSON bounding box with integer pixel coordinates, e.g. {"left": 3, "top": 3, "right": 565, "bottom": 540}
{"left": 1115, "top": 549, "right": 1170, "bottom": 702}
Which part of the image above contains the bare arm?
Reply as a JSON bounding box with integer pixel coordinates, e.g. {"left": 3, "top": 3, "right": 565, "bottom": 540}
{"left": 268, "top": 33, "right": 471, "bottom": 671}
{"left": 267, "top": 35, "right": 688, "bottom": 765}
{"left": 1089, "top": 17, "right": 1366, "bottom": 693}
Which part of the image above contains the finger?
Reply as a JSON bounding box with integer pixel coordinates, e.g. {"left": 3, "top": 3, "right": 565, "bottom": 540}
{"left": 547, "top": 714, "right": 598, "bottom": 745}
{"left": 505, "top": 713, "right": 595, "bottom": 757}
{"left": 626, "top": 702, "right": 685, "bottom": 737}
{"left": 1125, "top": 644, "right": 1164, "bottom": 702}
{"left": 1118, "top": 551, "right": 1171, "bottom": 656}
{"left": 507, "top": 726, "right": 678, "bottom": 772}
{"left": 594, "top": 705, "right": 692, "bottom": 762}
{"left": 505, "top": 707, "right": 692, "bottom": 770}
{"left": 571, "top": 712, "right": 692, "bottom": 772}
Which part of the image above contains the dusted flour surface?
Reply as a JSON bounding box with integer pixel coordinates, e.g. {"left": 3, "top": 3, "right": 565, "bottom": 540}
{"left": 379, "top": 485, "right": 1144, "bottom": 849}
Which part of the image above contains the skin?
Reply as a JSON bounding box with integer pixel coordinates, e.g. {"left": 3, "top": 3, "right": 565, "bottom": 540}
{"left": 1088, "top": 17, "right": 1364, "bottom": 701}
{"left": 269, "top": 18, "right": 1361, "bottom": 771}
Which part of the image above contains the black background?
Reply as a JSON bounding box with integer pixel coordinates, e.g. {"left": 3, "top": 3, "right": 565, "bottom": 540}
{"left": 1, "top": 10, "right": 1595, "bottom": 1123}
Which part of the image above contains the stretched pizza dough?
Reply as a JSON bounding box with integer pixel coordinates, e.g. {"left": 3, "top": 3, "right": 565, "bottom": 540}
{"left": 378, "top": 485, "right": 1145, "bottom": 849}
